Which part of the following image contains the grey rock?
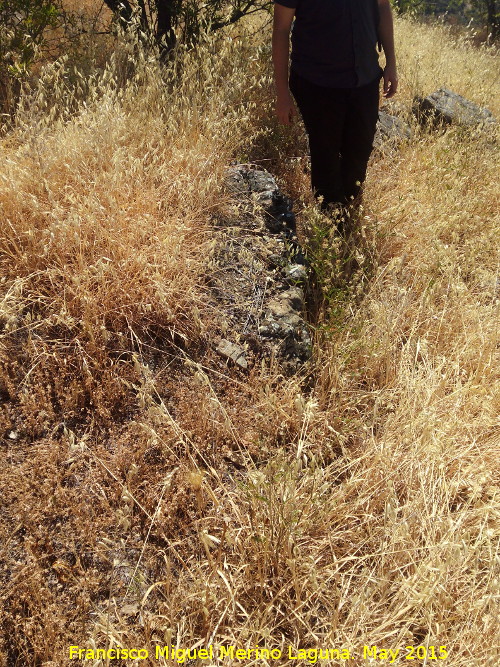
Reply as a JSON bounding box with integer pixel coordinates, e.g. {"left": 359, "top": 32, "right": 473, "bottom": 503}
{"left": 224, "top": 166, "right": 248, "bottom": 196}
{"left": 413, "top": 88, "right": 496, "bottom": 127}
{"left": 246, "top": 169, "right": 279, "bottom": 195}
{"left": 226, "top": 165, "right": 280, "bottom": 198}
{"left": 374, "top": 111, "right": 412, "bottom": 147}
{"left": 285, "top": 264, "right": 308, "bottom": 282}
{"left": 259, "top": 319, "right": 293, "bottom": 338}
{"left": 285, "top": 287, "right": 305, "bottom": 310}
{"left": 268, "top": 253, "right": 285, "bottom": 268}
{"left": 259, "top": 284, "right": 311, "bottom": 361}
{"left": 258, "top": 321, "right": 283, "bottom": 338}
{"left": 267, "top": 288, "right": 304, "bottom": 315}
{"left": 258, "top": 315, "right": 312, "bottom": 361}
{"left": 255, "top": 189, "right": 275, "bottom": 208}
{"left": 266, "top": 312, "right": 303, "bottom": 331}
{"left": 216, "top": 339, "right": 248, "bottom": 369}
{"left": 280, "top": 327, "right": 312, "bottom": 359}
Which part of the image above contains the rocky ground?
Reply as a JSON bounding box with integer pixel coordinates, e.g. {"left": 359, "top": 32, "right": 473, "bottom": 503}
{"left": 206, "top": 164, "right": 313, "bottom": 376}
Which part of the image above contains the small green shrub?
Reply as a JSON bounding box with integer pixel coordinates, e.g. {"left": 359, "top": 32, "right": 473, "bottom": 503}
{"left": 0, "top": 0, "right": 60, "bottom": 114}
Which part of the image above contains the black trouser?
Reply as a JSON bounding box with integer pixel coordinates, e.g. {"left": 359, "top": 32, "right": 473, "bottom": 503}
{"left": 289, "top": 68, "right": 381, "bottom": 211}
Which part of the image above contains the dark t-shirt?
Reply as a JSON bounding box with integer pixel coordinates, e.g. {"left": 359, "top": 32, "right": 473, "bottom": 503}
{"left": 274, "top": 0, "right": 382, "bottom": 88}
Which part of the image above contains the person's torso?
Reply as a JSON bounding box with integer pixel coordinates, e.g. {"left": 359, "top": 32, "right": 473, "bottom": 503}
{"left": 290, "top": 0, "right": 381, "bottom": 88}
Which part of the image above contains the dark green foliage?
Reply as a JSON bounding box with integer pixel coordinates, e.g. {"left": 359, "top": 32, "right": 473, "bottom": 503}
{"left": 484, "top": 0, "right": 500, "bottom": 38}
{"left": 0, "top": 0, "right": 59, "bottom": 74}
{"left": 393, "top": 0, "right": 499, "bottom": 40}
{"left": 103, "top": 0, "right": 271, "bottom": 55}
{"left": 0, "top": 0, "right": 60, "bottom": 114}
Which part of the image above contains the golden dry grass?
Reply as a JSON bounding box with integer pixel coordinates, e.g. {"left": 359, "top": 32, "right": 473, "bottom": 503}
{"left": 1, "top": 13, "right": 499, "bottom": 667}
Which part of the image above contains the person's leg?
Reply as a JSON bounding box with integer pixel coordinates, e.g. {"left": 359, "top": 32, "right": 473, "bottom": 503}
{"left": 289, "top": 69, "right": 347, "bottom": 210}
{"left": 340, "top": 76, "right": 380, "bottom": 207}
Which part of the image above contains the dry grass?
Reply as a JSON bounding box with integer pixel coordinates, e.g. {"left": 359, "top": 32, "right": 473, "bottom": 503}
{"left": 1, "top": 13, "right": 499, "bottom": 667}
{"left": 394, "top": 17, "right": 500, "bottom": 116}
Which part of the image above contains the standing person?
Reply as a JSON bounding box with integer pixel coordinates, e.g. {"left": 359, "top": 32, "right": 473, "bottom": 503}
{"left": 272, "top": 0, "right": 398, "bottom": 227}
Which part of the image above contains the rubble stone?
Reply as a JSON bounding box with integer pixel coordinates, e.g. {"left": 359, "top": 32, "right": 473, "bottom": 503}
{"left": 206, "top": 164, "right": 312, "bottom": 373}
{"left": 216, "top": 339, "right": 248, "bottom": 369}
{"left": 285, "top": 264, "right": 308, "bottom": 282}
